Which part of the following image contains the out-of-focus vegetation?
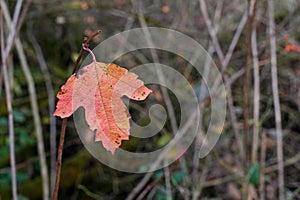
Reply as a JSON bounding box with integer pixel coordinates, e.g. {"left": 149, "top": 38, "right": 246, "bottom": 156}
{"left": 0, "top": 0, "right": 300, "bottom": 199}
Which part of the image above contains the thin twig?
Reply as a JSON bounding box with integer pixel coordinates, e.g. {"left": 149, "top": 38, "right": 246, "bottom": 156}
{"left": 202, "top": 174, "right": 242, "bottom": 188}
{"left": 192, "top": 149, "right": 300, "bottom": 191}
{"left": 127, "top": 3, "right": 186, "bottom": 199}
{"left": 52, "top": 30, "right": 101, "bottom": 200}
{"left": 198, "top": 0, "right": 247, "bottom": 136}
{"left": 259, "top": 130, "right": 266, "bottom": 200}
{"left": 200, "top": 0, "right": 247, "bottom": 74}
{"left": 1, "top": 1, "right": 49, "bottom": 199}
{"left": 199, "top": 0, "right": 248, "bottom": 95}
{"left": 243, "top": 0, "right": 255, "bottom": 175}
{"left": 199, "top": 0, "right": 224, "bottom": 61}
{"left": 192, "top": 1, "right": 224, "bottom": 196}
{"left": 0, "top": 8, "right": 18, "bottom": 200}
{"left": 224, "top": 75, "right": 244, "bottom": 158}
{"left": 16, "top": 35, "right": 50, "bottom": 200}
{"left": 15, "top": 0, "right": 32, "bottom": 37}
{"left": 211, "top": 0, "right": 224, "bottom": 32}
{"left": 250, "top": 1, "right": 260, "bottom": 164}
{"left": 129, "top": 172, "right": 155, "bottom": 200}
{"left": 52, "top": 118, "right": 67, "bottom": 200}
{"left": 199, "top": 1, "right": 250, "bottom": 197}
{"left": 136, "top": 174, "right": 163, "bottom": 200}
{"left": 73, "top": 30, "right": 101, "bottom": 74}
{"left": 243, "top": 1, "right": 258, "bottom": 198}
{"left": 132, "top": 0, "right": 178, "bottom": 135}
{"left": 268, "top": 0, "right": 285, "bottom": 199}
{"left": 221, "top": 11, "right": 248, "bottom": 72}
{"left": 199, "top": 0, "right": 248, "bottom": 170}
{"left": 3, "top": 0, "right": 23, "bottom": 58}
{"left": 195, "top": 2, "right": 248, "bottom": 198}
{"left": 126, "top": 110, "right": 200, "bottom": 200}
{"left": 265, "top": 152, "right": 300, "bottom": 174}
{"left": 27, "top": 25, "right": 56, "bottom": 198}
{"left": 164, "top": 165, "right": 172, "bottom": 200}
{"left": 192, "top": 158, "right": 209, "bottom": 200}
{"left": 0, "top": 0, "right": 25, "bottom": 198}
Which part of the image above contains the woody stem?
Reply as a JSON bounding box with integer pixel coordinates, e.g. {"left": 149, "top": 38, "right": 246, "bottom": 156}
{"left": 52, "top": 30, "right": 101, "bottom": 200}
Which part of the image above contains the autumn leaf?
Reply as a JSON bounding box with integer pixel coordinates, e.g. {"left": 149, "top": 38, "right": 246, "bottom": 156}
{"left": 284, "top": 44, "right": 300, "bottom": 52}
{"left": 54, "top": 62, "right": 152, "bottom": 154}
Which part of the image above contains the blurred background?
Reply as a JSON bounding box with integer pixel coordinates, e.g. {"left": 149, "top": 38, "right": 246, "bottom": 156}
{"left": 0, "top": 0, "right": 300, "bottom": 199}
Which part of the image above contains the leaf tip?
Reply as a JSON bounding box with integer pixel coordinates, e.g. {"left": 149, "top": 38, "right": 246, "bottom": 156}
{"left": 131, "top": 86, "right": 152, "bottom": 101}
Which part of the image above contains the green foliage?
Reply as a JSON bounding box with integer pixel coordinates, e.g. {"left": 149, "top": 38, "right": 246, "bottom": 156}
{"left": 171, "top": 171, "right": 186, "bottom": 185}
{"left": 0, "top": 146, "right": 9, "bottom": 163}
{"left": 78, "top": 184, "right": 102, "bottom": 200}
{"left": 157, "top": 133, "right": 172, "bottom": 147}
{"left": 0, "top": 171, "right": 29, "bottom": 187}
{"left": 0, "top": 109, "right": 36, "bottom": 166}
{"left": 247, "top": 163, "right": 260, "bottom": 186}
{"left": 155, "top": 190, "right": 173, "bottom": 200}
{"left": 17, "top": 195, "right": 30, "bottom": 200}
{"left": 0, "top": 117, "right": 8, "bottom": 135}
{"left": 154, "top": 170, "right": 163, "bottom": 179}
{"left": 0, "top": 172, "right": 11, "bottom": 186}
{"left": 152, "top": 169, "right": 186, "bottom": 199}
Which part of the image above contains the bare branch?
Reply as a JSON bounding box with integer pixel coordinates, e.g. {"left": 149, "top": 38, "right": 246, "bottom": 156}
{"left": 199, "top": 0, "right": 224, "bottom": 61}
{"left": 268, "top": 0, "right": 285, "bottom": 199}
{"left": 0, "top": 0, "right": 26, "bottom": 198}
{"left": 259, "top": 130, "right": 267, "bottom": 200}
{"left": 251, "top": 4, "right": 260, "bottom": 164}
{"left": 192, "top": 158, "right": 209, "bottom": 200}
{"left": 164, "top": 164, "right": 172, "bottom": 200}
{"left": 3, "top": 0, "right": 23, "bottom": 58}
{"left": 0, "top": 8, "right": 18, "bottom": 200}
{"left": 222, "top": 11, "right": 248, "bottom": 71}
{"left": 27, "top": 26, "right": 56, "bottom": 198}
{"left": 126, "top": 110, "right": 200, "bottom": 200}
{"left": 132, "top": 0, "right": 179, "bottom": 135}
{"left": 1, "top": 1, "right": 49, "bottom": 199}
{"left": 225, "top": 75, "right": 245, "bottom": 158}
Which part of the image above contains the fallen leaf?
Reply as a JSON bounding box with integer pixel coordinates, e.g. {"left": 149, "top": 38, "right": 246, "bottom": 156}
{"left": 54, "top": 62, "right": 152, "bottom": 154}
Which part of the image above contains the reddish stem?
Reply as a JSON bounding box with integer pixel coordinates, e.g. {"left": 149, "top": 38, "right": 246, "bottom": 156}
{"left": 82, "top": 44, "right": 96, "bottom": 63}
{"left": 52, "top": 118, "right": 67, "bottom": 200}
{"left": 52, "top": 30, "right": 101, "bottom": 200}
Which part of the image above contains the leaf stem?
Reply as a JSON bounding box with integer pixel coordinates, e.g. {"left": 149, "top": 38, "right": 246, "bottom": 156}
{"left": 82, "top": 44, "right": 96, "bottom": 63}
{"left": 52, "top": 30, "right": 101, "bottom": 200}
{"left": 72, "top": 30, "right": 101, "bottom": 74}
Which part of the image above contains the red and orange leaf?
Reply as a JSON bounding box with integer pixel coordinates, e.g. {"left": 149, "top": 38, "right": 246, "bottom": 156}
{"left": 285, "top": 44, "right": 300, "bottom": 52}
{"left": 54, "top": 62, "right": 152, "bottom": 154}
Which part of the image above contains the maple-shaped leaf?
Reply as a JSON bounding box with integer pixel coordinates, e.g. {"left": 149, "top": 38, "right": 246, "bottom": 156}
{"left": 54, "top": 62, "right": 152, "bottom": 154}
